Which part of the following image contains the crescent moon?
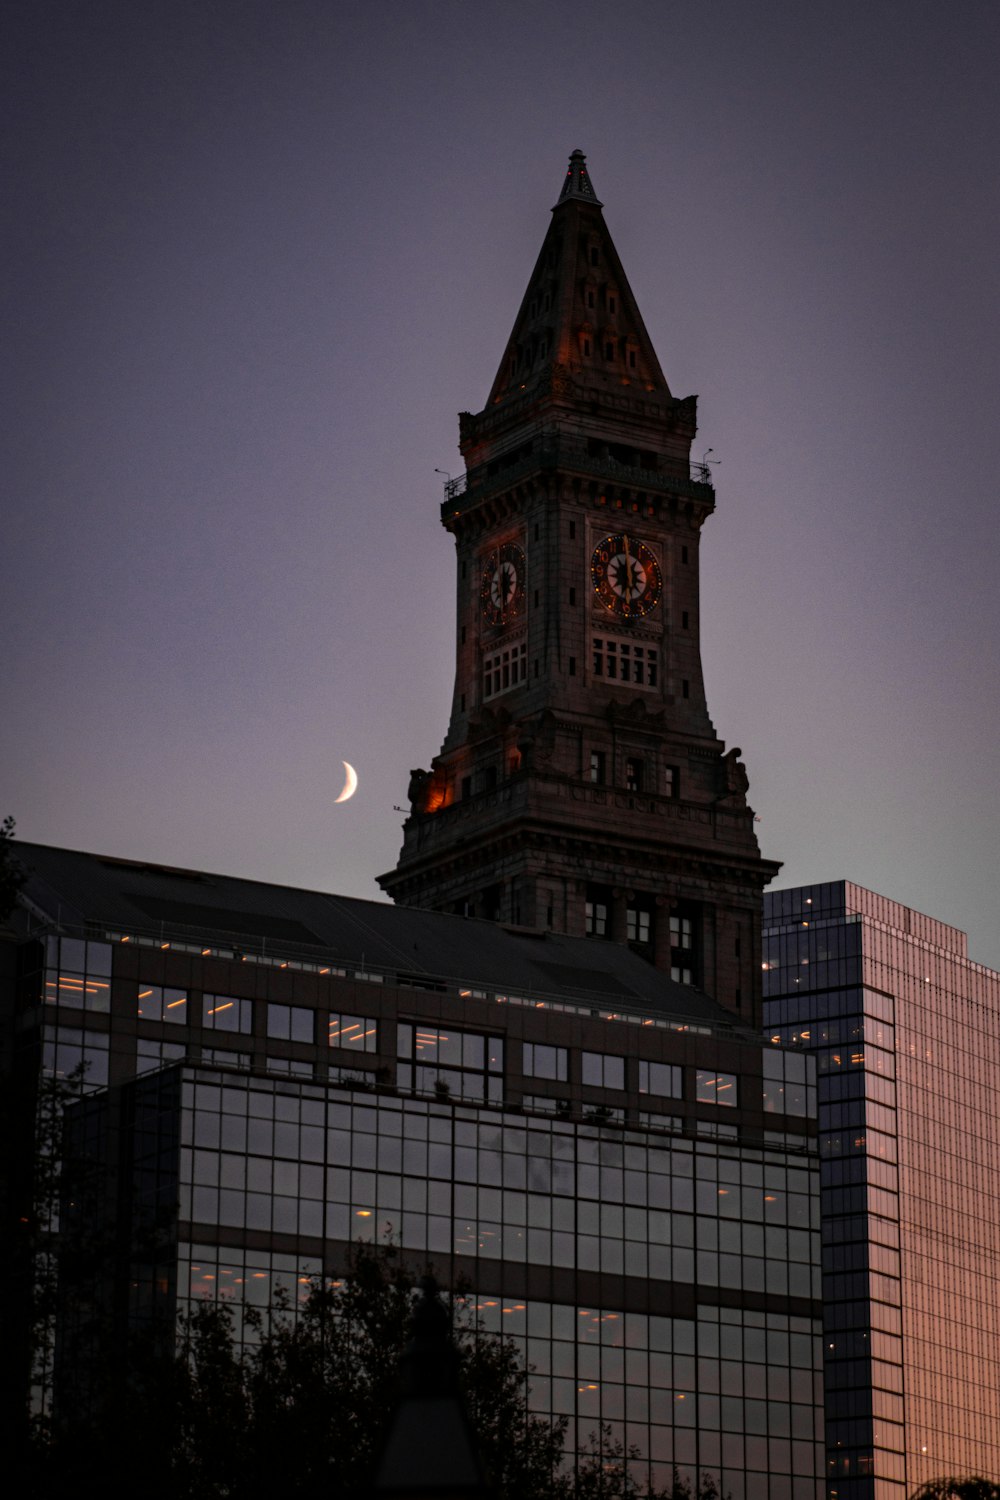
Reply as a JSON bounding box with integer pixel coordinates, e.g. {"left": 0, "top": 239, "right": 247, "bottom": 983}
{"left": 335, "top": 761, "right": 358, "bottom": 804}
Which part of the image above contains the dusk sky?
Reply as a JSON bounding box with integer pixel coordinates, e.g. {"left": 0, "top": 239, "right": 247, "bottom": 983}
{"left": 5, "top": 1, "right": 999, "bottom": 967}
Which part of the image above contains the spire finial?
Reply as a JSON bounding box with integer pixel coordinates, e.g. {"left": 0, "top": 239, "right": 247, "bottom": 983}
{"left": 557, "top": 148, "right": 603, "bottom": 207}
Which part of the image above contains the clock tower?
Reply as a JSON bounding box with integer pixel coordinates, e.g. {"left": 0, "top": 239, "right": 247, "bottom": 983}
{"left": 379, "top": 152, "right": 779, "bottom": 1026}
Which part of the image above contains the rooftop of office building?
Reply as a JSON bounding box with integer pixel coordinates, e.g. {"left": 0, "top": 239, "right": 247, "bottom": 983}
{"left": 12, "top": 840, "right": 753, "bottom": 1039}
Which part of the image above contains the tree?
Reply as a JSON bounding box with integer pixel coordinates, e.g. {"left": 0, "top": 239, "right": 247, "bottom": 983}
{"left": 574, "top": 1425, "right": 721, "bottom": 1500}
{"left": 172, "top": 1244, "right": 569, "bottom": 1500}
{"left": 910, "top": 1483, "right": 1000, "bottom": 1500}
{"left": 32, "top": 1238, "right": 727, "bottom": 1500}
{"left": 0, "top": 813, "right": 25, "bottom": 922}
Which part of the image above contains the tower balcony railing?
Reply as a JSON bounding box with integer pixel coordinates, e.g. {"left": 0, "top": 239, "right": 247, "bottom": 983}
{"left": 441, "top": 437, "right": 714, "bottom": 518}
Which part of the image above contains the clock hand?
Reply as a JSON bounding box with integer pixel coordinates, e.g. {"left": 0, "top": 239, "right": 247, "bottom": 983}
{"left": 623, "top": 533, "right": 631, "bottom": 617}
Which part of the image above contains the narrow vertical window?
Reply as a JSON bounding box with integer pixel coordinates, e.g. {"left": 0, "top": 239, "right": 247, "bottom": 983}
{"left": 585, "top": 886, "right": 611, "bottom": 937}
{"left": 626, "top": 903, "right": 653, "bottom": 949}
{"left": 670, "top": 908, "right": 696, "bottom": 985}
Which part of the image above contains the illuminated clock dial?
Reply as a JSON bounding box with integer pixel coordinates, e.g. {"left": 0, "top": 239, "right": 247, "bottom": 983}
{"left": 591, "top": 533, "right": 662, "bottom": 619}
{"left": 481, "top": 542, "right": 526, "bottom": 626}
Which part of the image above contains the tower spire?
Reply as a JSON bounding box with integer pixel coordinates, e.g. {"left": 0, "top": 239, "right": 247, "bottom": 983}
{"left": 381, "top": 153, "right": 779, "bottom": 1027}
{"left": 481, "top": 149, "right": 667, "bottom": 413}
{"left": 556, "top": 148, "right": 603, "bottom": 207}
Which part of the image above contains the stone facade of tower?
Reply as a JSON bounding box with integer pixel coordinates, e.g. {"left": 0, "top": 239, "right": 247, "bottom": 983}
{"left": 380, "top": 152, "right": 779, "bottom": 1027}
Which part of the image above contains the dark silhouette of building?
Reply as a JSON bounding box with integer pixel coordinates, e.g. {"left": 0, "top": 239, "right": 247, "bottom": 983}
{"left": 380, "top": 151, "right": 778, "bottom": 1030}
{"left": 763, "top": 882, "right": 1000, "bottom": 1497}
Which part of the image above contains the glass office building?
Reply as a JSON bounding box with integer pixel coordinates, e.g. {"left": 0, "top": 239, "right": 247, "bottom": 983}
{"left": 7, "top": 842, "right": 825, "bottom": 1499}
{"left": 763, "top": 881, "right": 1000, "bottom": 1500}
{"left": 65, "top": 1061, "right": 825, "bottom": 1497}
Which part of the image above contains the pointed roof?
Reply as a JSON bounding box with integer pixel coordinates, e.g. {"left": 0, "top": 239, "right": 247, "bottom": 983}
{"left": 557, "top": 147, "right": 603, "bottom": 206}
{"left": 481, "top": 150, "right": 670, "bottom": 412}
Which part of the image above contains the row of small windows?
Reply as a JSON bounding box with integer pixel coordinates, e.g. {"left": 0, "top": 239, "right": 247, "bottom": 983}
{"left": 518, "top": 1042, "right": 733, "bottom": 1105}
{"left": 593, "top": 638, "right": 657, "bottom": 686}
{"left": 133, "top": 988, "right": 377, "bottom": 1052}
{"left": 589, "top": 752, "right": 679, "bottom": 798}
{"left": 618, "top": 907, "right": 693, "bottom": 976}
{"left": 479, "top": 646, "right": 669, "bottom": 706}
{"left": 472, "top": 625, "right": 685, "bottom": 708}
{"left": 580, "top": 335, "right": 637, "bottom": 368}
{"left": 483, "top": 642, "right": 527, "bottom": 700}
{"left": 586, "top": 887, "right": 695, "bottom": 970}
{"left": 123, "top": 1004, "right": 737, "bottom": 1109}
{"left": 46, "top": 1017, "right": 807, "bottom": 1131}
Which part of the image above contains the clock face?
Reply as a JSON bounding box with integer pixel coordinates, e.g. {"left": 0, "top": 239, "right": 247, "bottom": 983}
{"left": 591, "top": 533, "right": 662, "bottom": 619}
{"left": 481, "top": 542, "right": 526, "bottom": 626}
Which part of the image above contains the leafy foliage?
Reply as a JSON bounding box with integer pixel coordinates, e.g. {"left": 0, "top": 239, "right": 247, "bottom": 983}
{"left": 28, "top": 1239, "right": 726, "bottom": 1500}
{"left": 910, "top": 1483, "right": 1000, "bottom": 1500}
{"left": 0, "top": 813, "right": 25, "bottom": 922}
{"left": 9, "top": 1063, "right": 78, "bottom": 1470}
{"left": 167, "top": 1247, "right": 569, "bottom": 1500}
{"left": 574, "top": 1425, "right": 721, "bottom": 1500}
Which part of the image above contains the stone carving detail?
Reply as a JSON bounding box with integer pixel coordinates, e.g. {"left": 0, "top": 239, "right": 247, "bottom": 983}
{"left": 408, "top": 766, "right": 449, "bottom": 814}
{"left": 407, "top": 768, "right": 431, "bottom": 810}
{"left": 548, "top": 362, "right": 574, "bottom": 397}
{"left": 720, "top": 747, "right": 750, "bottom": 801}
{"left": 606, "top": 698, "right": 667, "bottom": 731}
{"left": 532, "top": 710, "right": 559, "bottom": 763}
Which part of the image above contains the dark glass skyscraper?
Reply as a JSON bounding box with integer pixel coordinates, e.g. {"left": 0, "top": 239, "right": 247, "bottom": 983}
{"left": 763, "top": 881, "right": 1000, "bottom": 1499}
